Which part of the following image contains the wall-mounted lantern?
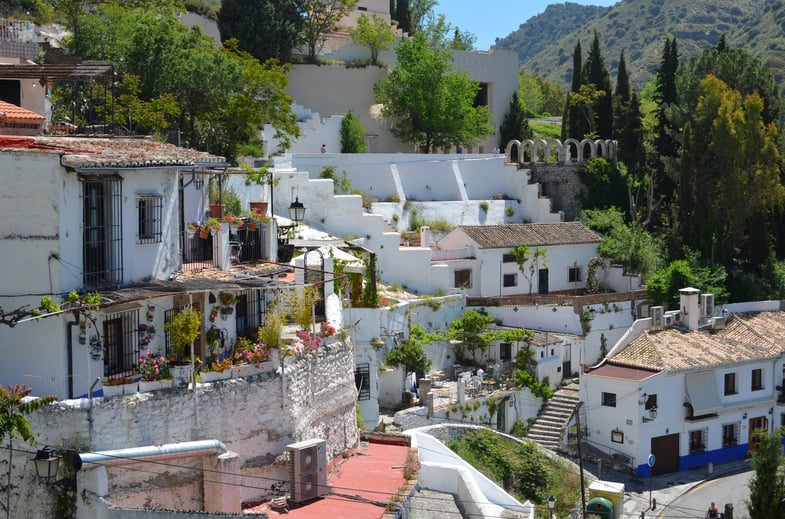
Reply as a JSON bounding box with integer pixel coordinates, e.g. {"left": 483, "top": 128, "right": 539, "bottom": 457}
{"left": 34, "top": 447, "right": 60, "bottom": 484}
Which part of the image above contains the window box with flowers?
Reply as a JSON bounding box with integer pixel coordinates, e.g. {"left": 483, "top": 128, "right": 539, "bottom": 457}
{"left": 137, "top": 349, "right": 172, "bottom": 392}
{"left": 186, "top": 222, "right": 200, "bottom": 238}
{"left": 224, "top": 214, "right": 243, "bottom": 233}
{"left": 231, "top": 337, "right": 273, "bottom": 377}
{"left": 200, "top": 357, "right": 234, "bottom": 383}
{"left": 204, "top": 218, "right": 223, "bottom": 236}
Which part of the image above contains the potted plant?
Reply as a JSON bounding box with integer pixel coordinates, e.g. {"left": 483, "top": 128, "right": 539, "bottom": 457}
{"left": 219, "top": 292, "right": 237, "bottom": 306}
{"left": 103, "top": 375, "right": 139, "bottom": 397}
{"left": 164, "top": 306, "right": 202, "bottom": 386}
{"left": 136, "top": 349, "right": 172, "bottom": 392}
{"left": 206, "top": 324, "right": 221, "bottom": 361}
{"left": 224, "top": 214, "right": 243, "bottom": 232}
{"left": 204, "top": 218, "right": 223, "bottom": 236}
{"left": 186, "top": 222, "right": 200, "bottom": 238}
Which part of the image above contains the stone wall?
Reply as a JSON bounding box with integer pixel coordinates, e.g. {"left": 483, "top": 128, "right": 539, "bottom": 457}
{"left": 529, "top": 163, "right": 584, "bottom": 221}
{"left": 14, "top": 341, "right": 357, "bottom": 518}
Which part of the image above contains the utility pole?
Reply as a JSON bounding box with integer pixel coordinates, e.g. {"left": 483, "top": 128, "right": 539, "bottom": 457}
{"left": 576, "top": 401, "right": 586, "bottom": 518}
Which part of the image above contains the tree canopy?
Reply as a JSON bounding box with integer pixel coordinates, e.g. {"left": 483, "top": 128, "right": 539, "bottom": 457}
{"left": 301, "top": 0, "right": 359, "bottom": 63}
{"left": 217, "top": 0, "right": 304, "bottom": 63}
{"left": 374, "top": 32, "right": 493, "bottom": 152}
{"left": 349, "top": 13, "right": 396, "bottom": 66}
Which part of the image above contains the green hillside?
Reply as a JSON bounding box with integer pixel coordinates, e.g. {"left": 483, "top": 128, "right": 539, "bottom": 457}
{"left": 495, "top": 0, "right": 770, "bottom": 91}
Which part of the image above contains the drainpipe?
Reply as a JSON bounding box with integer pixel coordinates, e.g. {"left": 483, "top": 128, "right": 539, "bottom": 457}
{"left": 79, "top": 439, "right": 228, "bottom": 468}
{"left": 87, "top": 377, "right": 100, "bottom": 443}
{"left": 66, "top": 311, "right": 80, "bottom": 399}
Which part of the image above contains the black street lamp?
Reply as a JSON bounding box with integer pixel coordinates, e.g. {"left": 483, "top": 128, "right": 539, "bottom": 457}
{"left": 288, "top": 197, "right": 305, "bottom": 226}
{"left": 34, "top": 447, "right": 60, "bottom": 484}
{"left": 547, "top": 495, "right": 556, "bottom": 518}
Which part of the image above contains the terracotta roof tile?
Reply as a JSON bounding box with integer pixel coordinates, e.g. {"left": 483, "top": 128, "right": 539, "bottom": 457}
{"left": 459, "top": 222, "right": 601, "bottom": 248}
{"left": 0, "top": 100, "right": 44, "bottom": 121}
{"left": 609, "top": 312, "right": 785, "bottom": 372}
{"left": 0, "top": 135, "right": 227, "bottom": 169}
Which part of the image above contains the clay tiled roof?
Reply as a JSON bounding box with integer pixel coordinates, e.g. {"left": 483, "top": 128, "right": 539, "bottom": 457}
{"left": 459, "top": 222, "right": 601, "bottom": 248}
{"left": 0, "top": 135, "right": 227, "bottom": 170}
{"left": 608, "top": 311, "right": 785, "bottom": 373}
{"left": 0, "top": 100, "right": 44, "bottom": 121}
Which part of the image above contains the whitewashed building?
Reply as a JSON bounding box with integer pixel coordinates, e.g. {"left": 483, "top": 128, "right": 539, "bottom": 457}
{"left": 581, "top": 288, "right": 785, "bottom": 476}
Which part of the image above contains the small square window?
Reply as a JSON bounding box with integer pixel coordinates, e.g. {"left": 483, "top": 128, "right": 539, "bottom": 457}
{"left": 502, "top": 253, "right": 516, "bottom": 263}
{"left": 644, "top": 393, "right": 657, "bottom": 410}
{"left": 454, "top": 269, "right": 471, "bottom": 289}
{"left": 569, "top": 266, "right": 582, "bottom": 283}
{"left": 602, "top": 392, "right": 616, "bottom": 407}
{"left": 503, "top": 273, "right": 517, "bottom": 287}
{"left": 689, "top": 428, "right": 707, "bottom": 453}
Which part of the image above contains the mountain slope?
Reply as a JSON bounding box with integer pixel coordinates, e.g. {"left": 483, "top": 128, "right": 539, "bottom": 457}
{"left": 495, "top": 0, "right": 763, "bottom": 91}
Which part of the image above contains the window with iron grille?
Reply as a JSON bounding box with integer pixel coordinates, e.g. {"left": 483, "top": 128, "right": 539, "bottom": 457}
{"left": 689, "top": 428, "right": 707, "bottom": 453}
{"left": 137, "top": 195, "right": 163, "bottom": 243}
{"left": 103, "top": 310, "right": 139, "bottom": 380}
{"left": 569, "top": 266, "right": 582, "bottom": 282}
{"left": 164, "top": 304, "right": 202, "bottom": 358}
{"left": 81, "top": 175, "right": 124, "bottom": 289}
{"left": 722, "top": 422, "right": 739, "bottom": 447}
{"left": 236, "top": 289, "right": 268, "bottom": 340}
{"left": 454, "top": 269, "right": 471, "bottom": 288}
{"left": 601, "top": 392, "right": 616, "bottom": 407}
{"left": 354, "top": 363, "right": 370, "bottom": 400}
{"left": 500, "top": 342, "right": 512, "bottom": 361}
{"left": 502, "top": 253, "right": 516, "bottom": 263}
{"left": 503, "top": 273, "right": 517, "bottom": 287}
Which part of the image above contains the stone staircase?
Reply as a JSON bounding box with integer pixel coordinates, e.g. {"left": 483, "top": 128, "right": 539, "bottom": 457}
{"left": 526, "top": 381, "right": 580, "bottom": 451}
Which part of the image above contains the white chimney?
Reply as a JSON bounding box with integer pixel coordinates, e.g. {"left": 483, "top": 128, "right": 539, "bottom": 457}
{"left": 679, "top": 287, "right": 701, "bottom": 331}
{"left": 420, "top": 226, "right": 431, "bottom": 248}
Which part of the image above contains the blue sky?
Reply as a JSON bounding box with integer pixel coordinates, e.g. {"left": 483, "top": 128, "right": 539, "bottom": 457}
{"left": 433, "top": 0, "right": 618, "bottom": 51}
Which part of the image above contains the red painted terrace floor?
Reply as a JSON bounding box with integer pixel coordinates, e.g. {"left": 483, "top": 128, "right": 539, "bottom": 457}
{"left": 245, "top": 434, "right": 412, "bottom": 518}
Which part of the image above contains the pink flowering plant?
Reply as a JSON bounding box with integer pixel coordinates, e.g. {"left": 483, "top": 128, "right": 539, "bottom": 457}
{"left": 137, "top": 349, "right": 171, "bottom": 381}
{"left": 319, "top": 321, "right": 336, "bottom": 338}
{"left": 233, "top": 342, "right": 270, "bottom": 366}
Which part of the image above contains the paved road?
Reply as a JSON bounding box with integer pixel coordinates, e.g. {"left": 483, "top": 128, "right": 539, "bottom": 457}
{"left": 654, "top": 470, "right": 752, "bottom": 519}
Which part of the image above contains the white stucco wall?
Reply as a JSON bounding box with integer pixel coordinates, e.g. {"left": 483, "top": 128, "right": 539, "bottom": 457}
{"left": 18, "top": 341, "right": 358, "bottom": 518}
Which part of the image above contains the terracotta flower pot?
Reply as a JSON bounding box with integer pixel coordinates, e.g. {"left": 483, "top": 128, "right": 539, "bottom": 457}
{"left": 249, "top": 202, "right": 268, "bottom": 218}
{"left": 199, "top": 227, "right": 210, "bottom": 239}
{"left": 247, "top": 222, "right": 257, "bottom": 232}
{"left": 210, "top": 204, "right": 225, "bottom": 218}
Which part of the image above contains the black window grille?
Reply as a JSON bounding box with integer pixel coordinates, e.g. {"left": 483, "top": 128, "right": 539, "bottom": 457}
{"left": 502, "top": 254, "right": 515, "bottom": 263}
{"left": 164, "top": 303, "right": 202, "bottom": 358}
{"left": 103, "top": 310, "right": 139, "bottom": 379}
{"left": 722, "top": 422, "right": 739, "bottom": 447}
{"left": 689, "top": 428, "right": 707, "bottom": 453}
{"left": 601, "top": 392, "right": 616, "bottom": 407}
{"left": 236, "top": 289, "right": 269, "bottom": 340}
{"left": 137, "top": 195, "right": 163, "bottom": 244}
{"left": 503, "top": 273, "right": 517, "bottom": 287}
{"left": 569, "top": 267, "right": 582, "bottom": 282}
{"left": 355, "top": 363, "right": 370, "bottom": 400}
{"left": 454, "top": 269, "right": 471, "bottom": 288}
{"left": 81, "top": 175, "right": 124, "bottom": 289}
{"left": 500, "top": 342, "right": 512, "bottom": 361}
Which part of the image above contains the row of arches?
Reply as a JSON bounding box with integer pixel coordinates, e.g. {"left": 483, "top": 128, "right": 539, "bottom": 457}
{"left": 505, "top": 138, "right": 618, "bottom": 165}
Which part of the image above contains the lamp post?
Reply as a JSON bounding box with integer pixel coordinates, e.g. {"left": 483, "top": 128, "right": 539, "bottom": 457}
{"left": 288, "top": 197, "right": 305, "bottom": 226}
{"left": 547, "top": 494, "right": 556, "bottom": 518}
{"left": 34, "top": 447, "right": 60, "bottom": 484}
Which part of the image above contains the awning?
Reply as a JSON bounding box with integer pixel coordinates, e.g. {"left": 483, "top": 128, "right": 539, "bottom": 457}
{"left": 685, "top": 371, "right": 721, "bottom": 415}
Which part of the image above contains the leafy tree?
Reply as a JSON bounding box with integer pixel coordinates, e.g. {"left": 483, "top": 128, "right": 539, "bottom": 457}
{"left": 449, "top": 26, "right": 476, "bottom": 52}
{"left": 498, "top": 92, "right": 532, "bottom": 159}
{"left": 580, "top": 207, "right": 664, "bottom": 280}
{"left": 374, "top": 32, "right": 493, "bottom": 152}
{"left": 217, "top": 0, "right": 304, "bottom": 63}
{"left": 407, "top": 0, "right": 436, "bottom": 34}
{"left": 340, "top": 110, "right": 366, "bottom": 153}
{"left": 645, "top": 249, "right": 727, "bottom": 306}
{"left": 509, "top": 245, "right": 547, "bottom": 295}
{"left": 349, "top": 13, "right": 396, "bottom": 65}
{"left": 301, "top": 0, "right": 359, "bottom": 63}
{"left": 568, "top": 83, "right": 603, "bottom": 139}
{"left": 680, "top": 75, "right": 784, "bottom": 271}
{"left": 447, "top": 310, "right": 497, "bottom": 363}
{"left": 519, "top": 71, "right": 564, "bottom": 117}
{"left": 0, "top": 385, "right": 55, "bottom": 444}
{"left": 578, "top": 157, "right": 628, "bottom": 213}
{"left": 386, "top": 324, "right": 434, "bottom": 380}
{"left": 746, "top": 428, "right": 785, "bottom": 519}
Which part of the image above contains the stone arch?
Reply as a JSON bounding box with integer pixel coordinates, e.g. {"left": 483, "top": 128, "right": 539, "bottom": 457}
{"left": 595, "top": 139, "right": 609, "bottom": 159}
{"left": 519, "top": 139, "right": 536, "bottom": 164}
{"left": 547, "top": 139, "right": 565, "bottom": 163}
{"left": 579, "top": 139, "right": 596, "bottom": 161}
{"left": 505, "top": 139, "right": 521, "bottom": 163}
{"left": 564, "top": 138, "right": 581, "bottom": 163}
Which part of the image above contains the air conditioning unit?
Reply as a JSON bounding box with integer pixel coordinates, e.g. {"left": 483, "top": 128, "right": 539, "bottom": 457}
{"left": 672, "top": 311, "right": 683, "bottom": 323}
{"left": 650, "top": 306, "right": 664, "bottom": 327}
{"left": 287, "top": 439, "right": 327, "bottom": 503}
{"left": 701, "top": 294, "right": 715, "bottom": 317}
{"left": 664, "top": 314, "right": 674, "bottom": 326}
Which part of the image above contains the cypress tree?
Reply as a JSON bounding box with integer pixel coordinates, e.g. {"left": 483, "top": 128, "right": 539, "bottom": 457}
{"left": 396, "top": 0, "right": 411, "bottom": 34}
{"left": 499, "top": 92, "right": 533, "bottom": 161}
{"left": 613, "top": 51, "right": 643, "bottom": 179}
{"left": 654, "top": 36, "right": 680, "bottom": 185}
{"left": 584, "top": 31, "right": 613, "bottom": 139}
{"left": 564, "top": 40, "right": 583, "bottom": 140}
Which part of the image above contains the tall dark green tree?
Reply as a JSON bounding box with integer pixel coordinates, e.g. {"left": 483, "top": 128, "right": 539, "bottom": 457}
{"left": 217, "top": 0, "right": 304, "bottom": 63}
{"left": 563, "top": 40, "right": 584, "bottom": 140}
{"left": 394, "top": 0, "right": 411, "bottom": 34}
{"left": 746, "top": 428, "right": 785, "bottom": 519}
{"left": 653, "top": 36, "right": 680, "bottom": 201}
{"left": 499, "top": 92, "right": 532, "bottom": 160}
{"left": 583, "top": 31, "right": 613, "bottom": 139}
